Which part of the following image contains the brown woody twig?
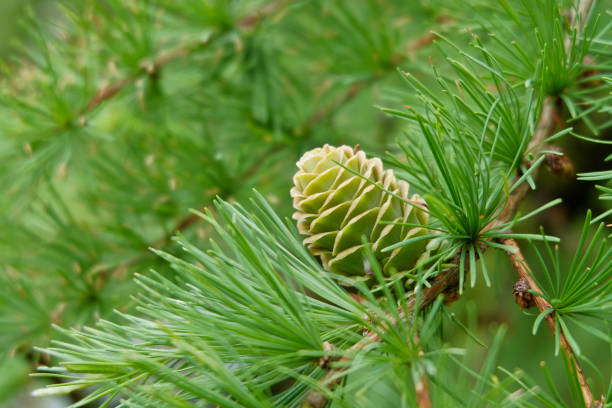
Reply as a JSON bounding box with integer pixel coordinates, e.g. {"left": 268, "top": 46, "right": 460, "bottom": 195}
{"left": 415, "top": 336, "right": 433, "bottom": 408}
{"left": 415, "top": 370, "right": 433, "bottom": 408}
{"left": 502, "top": 238, "right": 594, "bottom": 407}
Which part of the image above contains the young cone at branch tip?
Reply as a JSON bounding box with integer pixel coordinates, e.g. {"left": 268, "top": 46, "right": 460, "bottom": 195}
{"left": 290, "top": 144, "right": 430, "bottom": 278}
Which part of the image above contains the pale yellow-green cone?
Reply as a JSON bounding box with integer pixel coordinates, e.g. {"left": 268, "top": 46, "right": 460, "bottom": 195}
{"left": 291, "top": 144, "right": 429, "bottom": 277}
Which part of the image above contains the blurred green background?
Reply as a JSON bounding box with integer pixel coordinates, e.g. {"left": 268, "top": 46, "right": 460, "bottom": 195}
{"left": 0, "top": 0, "right": 609, "bottom": 407}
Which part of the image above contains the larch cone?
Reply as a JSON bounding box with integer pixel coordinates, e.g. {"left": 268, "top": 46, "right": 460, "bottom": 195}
{"left": 291, "top": 144, "right": 430, "bottom": 277}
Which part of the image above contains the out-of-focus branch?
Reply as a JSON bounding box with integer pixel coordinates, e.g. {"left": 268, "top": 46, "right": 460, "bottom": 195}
{"left": 81, "top": 0, "right": 290, "bottom": 117}
{"left": 305, "top": 81, "right": 368, "bottom": 129}
{"left": 407, "top": 16, "right": 455, "bottom": 60}
{"left": 502, "top": 238, "right": 593, "bottom": 407}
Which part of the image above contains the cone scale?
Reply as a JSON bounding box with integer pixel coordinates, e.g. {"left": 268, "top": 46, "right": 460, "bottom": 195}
{"left": 291, "top": 144, "right": 429, "bottom": 277}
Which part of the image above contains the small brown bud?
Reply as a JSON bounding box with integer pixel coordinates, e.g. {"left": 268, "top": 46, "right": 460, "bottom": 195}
{"left": 513, "top": 278, "right": 535, "bottom": 309}
{"left": 545, "top": 147, "right": 574, "bottom": 178}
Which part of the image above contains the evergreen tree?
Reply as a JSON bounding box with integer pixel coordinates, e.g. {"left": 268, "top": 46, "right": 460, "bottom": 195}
{"left": 0, "top": 0, "right": 610, "bottom": 407}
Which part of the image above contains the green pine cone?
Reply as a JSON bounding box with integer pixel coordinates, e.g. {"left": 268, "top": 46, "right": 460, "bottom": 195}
{"left": 291, "top": 144, "right": 430, "bottom": 277}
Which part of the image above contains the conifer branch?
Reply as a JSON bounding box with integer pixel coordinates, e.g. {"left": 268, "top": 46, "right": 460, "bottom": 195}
{"left": 302, "top": 0, "right": 598, "bottom": 402}
{"left": 510, "top": 0, "right": 594, "bottom": 211}
{"left": 501, "top": 237, "right": 594, "bottom": 407}
{"left": 300, "top": 110, "right": 557, "bottom": 405}
{"left": 301, "top": 60, "right": 555, "bottom": 408}
{"left": 502, "top": 1, "right": 597, "bottom": 406}
{"left": 301, "top": 65, "right": 562, "bottom": 406}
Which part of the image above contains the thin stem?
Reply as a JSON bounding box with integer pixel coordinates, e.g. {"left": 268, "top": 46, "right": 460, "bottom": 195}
{"left": 415, "top": 370, "right": 433, "bottom": 408}
{"left": 415, "top": 337, "right": 433, "bottom": 408}
{"left": 501, "top": 238, "right": 594, "bottom": 407}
